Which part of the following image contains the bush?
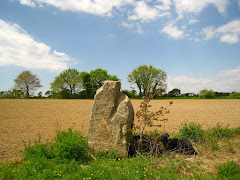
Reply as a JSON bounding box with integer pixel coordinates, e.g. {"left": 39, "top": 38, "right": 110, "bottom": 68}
{"left": 23, "top": 136, "right": 52, "bottom": 159}
{"left": 199, "top": 89, "right": 215, "bottom": 99}
{"left": 52, "top": 128, "right": 89, "bottom": 163}
{"left": 217, "top": 161, "right": 240, "bottom": 179}
{"left": 208, "top": 123, "right": 239, "bottom": 139}
{"left": 229, "top": 92, "right": 240, "bottom": 99}
{"left": 179, "top": 122, "right": 205, "bottom": 142}
{"left": 23, "top": 128, "right": 89, "bottom": 163}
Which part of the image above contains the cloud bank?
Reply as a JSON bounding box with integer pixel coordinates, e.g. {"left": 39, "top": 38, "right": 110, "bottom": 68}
{"left": 202, "top": 19, "right": 240, "bottom": 44}
{"left": 168, "top": 66, "right": 240, "bottom": 93}
{"left": 16, "top": 0, "right": 240, "bottom": 44}
{"left": 0, "top": 19, "right": 72, "bottom": 72}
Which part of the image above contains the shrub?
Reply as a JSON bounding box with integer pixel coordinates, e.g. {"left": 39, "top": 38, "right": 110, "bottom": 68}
{"left": 179, "top": 122, "right": 205, "bottom": 142}
{"left": 208, "top": 123, "right": 237, "bottom": 139}
{"left": 23, "top": 136, "right": 52, "bottom": 159}
{"left": 199, "top": 89, "right": 215, "bottom": 99}
{"left": 217, "top": 161, "right": 240, "bottom": 179}
{"left": 229, "top": 92, "right": 240, "bottom": 99}
{"left": 23, "top": 128, "right": 89, "bottom": 163}
{"left": 52, "top": 128, "right": 89, "bottom": 163}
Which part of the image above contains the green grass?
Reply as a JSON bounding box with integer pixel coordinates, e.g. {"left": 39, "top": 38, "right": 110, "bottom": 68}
{"left": 1, "top": 123, "right": 240, "bottom": 180}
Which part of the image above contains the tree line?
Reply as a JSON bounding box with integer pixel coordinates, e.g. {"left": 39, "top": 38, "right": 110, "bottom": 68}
{"left": 1, "top": 65, "right": 239, "bottom": 99}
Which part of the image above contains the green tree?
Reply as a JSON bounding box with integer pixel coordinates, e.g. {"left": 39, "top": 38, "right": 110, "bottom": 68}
{"left": 128, "top": 65, "right": 167, "bottom": 97}
{"left": 199, "top": 89, "right": 216, "bottom": 99}
{"left": 122, "top": 89, "right": 137, "bottom": 99}
{"left": 50, "top": 69, "right": 81, "bottom": 98}
{"left": 229, "top": 92, "right": 240, "bottom": 99}
{"left": 168, "top": 88, "right": 181, "bottom": 97}
{"left": 38, "top": 91, "right": 42, "bottom": 98}
{"left": 79, "top": 71, "right": 93, "bottom": 99}
{"left": 89, "top": 68, "right": 120, "bottom": 94}
{"left": 14, "top": 71, "right": 42, "bottom": 98}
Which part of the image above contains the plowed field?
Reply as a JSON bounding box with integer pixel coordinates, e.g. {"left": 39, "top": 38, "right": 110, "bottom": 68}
{"left": 1, "top": 99, "right": 240, "bottom": 163}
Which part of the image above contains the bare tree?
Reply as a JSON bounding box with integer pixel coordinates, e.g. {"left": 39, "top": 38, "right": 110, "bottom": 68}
{"left": 14, "top": 71, "right": 42, "bottom": 98}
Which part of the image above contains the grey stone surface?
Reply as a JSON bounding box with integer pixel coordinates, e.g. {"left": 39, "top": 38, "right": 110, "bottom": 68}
{"left": 88, "top": 81, "right": 134, "bottom": 157}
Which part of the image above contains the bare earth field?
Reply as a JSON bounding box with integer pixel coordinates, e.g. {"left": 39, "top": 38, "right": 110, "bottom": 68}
{"left": 0, "top": 99, "right": 240, "bottom": 163}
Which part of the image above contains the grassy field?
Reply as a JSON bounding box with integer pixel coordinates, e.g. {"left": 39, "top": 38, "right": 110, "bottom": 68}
{"left": 0, "top": 99, "right": 240, "bottom": 164}
{"left": 1, "top": 124, "right": 240, "bottom": 179}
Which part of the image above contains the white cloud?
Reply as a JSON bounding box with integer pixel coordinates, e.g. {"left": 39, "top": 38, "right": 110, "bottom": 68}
{"left": 128, "top": 1, "right": 160, "bottom": 22}
{"left": 202, "top": 19, "right": 240, "bottom": 44}
{"left": 121, "top": 22, "right": 143, "bottom": 34}
{"left": 18, "top": 0, "right": 134, "bottom": 16}
{"left": 173, "top": 0, "right": 229, "bottom": 17}
{"left": 128, "top": 1, "right": 171, "bottom": 22}
{"left": 161, "top": 22, "right": 184, "bottom": 39}
{"left": 19, "top": 0, "right": 36, "bottom": 7}
{"left": 220, "top": 33, "right": 239, "bottom": 44}
{"left": 121, "top": 22, "right": 134, "bottom": 29}
{"left": 168, "top": 66, "right": 240, "bottom": 94}
{"left": 0, "top": 19, "right": 72, "bottom": 72}
{"left": 219, "top": 66, "right": 240, "bottom": 77}
{"left": 215, "top": 66, "right": 240, "bottom": 92}
{"left": 155, "top": 0, "right": 172, "bottom": 11}
{"left": 136, "top": 23, "right": 144, "bottom": 34}
{"left": 167, "top": 76, "right": 211, "bottom": 93}
{"left": 189, "top": 17, "right": 199, "bottom": 24}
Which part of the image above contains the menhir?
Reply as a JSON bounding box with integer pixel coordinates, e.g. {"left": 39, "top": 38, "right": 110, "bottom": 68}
{"left": 88, "top": 81, "right": 134, "bottom": 157}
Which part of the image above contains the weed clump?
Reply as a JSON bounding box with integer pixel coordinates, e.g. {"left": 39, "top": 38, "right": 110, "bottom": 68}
{"left": 179, "top": 122, "right": 205, "bottom": 143}
{"left": 23, "top": 128, "right": 90, "bottom": 163}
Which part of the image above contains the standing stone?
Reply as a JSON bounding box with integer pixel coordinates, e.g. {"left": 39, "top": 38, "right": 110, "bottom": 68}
{"left": 88, "top": 81, "right": 134, "bottom": 157}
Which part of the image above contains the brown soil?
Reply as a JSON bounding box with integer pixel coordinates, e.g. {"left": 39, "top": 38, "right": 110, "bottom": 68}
{"left": 0, "top": 99, "right": 240, "bottom": 163}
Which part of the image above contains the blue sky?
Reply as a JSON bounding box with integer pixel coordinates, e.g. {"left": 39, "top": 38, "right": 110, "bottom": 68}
{"left": 0, "top": 0, "right": 240, "bottom": 95}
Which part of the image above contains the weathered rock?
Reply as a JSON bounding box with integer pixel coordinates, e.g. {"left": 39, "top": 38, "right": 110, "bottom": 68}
{"left": 88, "top": 81, "right": 134, "bottom": 157}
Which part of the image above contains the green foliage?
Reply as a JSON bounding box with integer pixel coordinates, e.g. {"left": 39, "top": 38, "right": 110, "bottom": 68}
{"left": 229, "top": 92, "right": 240, "bottom": 99}
{"left": 121, "top": 89, "right": 137, "bottom": 98}
{"left": 14, "top": 70, "right": 42, "bottom": 98}
{"left": 217, "top": 161, "right": 240, "bottom": 179}
{"left": 23, "top": 136, "right": 52, "bottom": 159}
{"left": 207, "top": 123, "right": 240, "bottom": 139}
{"left": 50, "top": 69, "right": 81, "bottom": 98}
{"left": 50, "top": 68, "right": 120, "bottom": 99}
{"left": 89, "top": 68, "right": 120, "bottom": 91}
{"left": 0, "top": 89, "right": 24, "bottom": 99}
{"left": 52, "top": 128, "right": 89, "bottom": 163}
{"left": 1, "top": 125, "right": 240, "bottom": 180}
{"left": 23, "top": 128, "right": 89, "bottom": 164}
{"left": 179, "top": 122, "right": 205, "bottom": 142}
{"left": 168, "top": 88, "right": 181, "bottom": 97}
{"left": 128, "top": 65, "right": 167, "bottom": 97}
{"left": 79, "top": 71, "right": 94, "bottom": 99}
{"left": 178, "top": 122, "right": 240, "bottom": 151}
{"left": 199, "top": 89, "right": 216, "bottom": 99}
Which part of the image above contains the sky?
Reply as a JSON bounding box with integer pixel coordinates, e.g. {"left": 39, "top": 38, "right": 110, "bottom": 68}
{"left": 0, "top": 0, "right": 240, "bottom": 95}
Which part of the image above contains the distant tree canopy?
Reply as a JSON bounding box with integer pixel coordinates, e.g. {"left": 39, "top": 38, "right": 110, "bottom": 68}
{"left": 199, "top": 89, "right": 216, "bottom": 99}
{"left": 50, "top": 69, "right": 81, "bottom": 97}
{"left": 168, "top": 88, "right": 181, "bottom": 97}
{"left": 14, "top": 70, "right": 42, "bottom": 98}
{"left": 229, "top": 92, "right": 240, "bottom": 99}
{"left": 50, "top": 68, "right": 120, "bottom": 99}
{"left": 0, "top": 89, "right": 24, "bottom": 99}
{"left": 128, "top": 65, "right": 167, "bottom": 97}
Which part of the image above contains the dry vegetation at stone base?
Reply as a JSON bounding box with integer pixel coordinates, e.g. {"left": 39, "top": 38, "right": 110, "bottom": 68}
{"left": 0, "top": 99, "right": 240, "bottom": 163}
